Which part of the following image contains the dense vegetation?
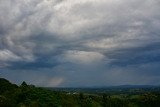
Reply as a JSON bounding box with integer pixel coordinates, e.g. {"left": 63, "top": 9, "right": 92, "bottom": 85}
{"left": 1, "top": 78, "right": 160, "bottom": 107}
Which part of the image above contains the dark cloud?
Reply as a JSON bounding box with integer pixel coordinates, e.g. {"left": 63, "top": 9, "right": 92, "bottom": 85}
{"left": 0, "top": 0, "right": 160, "bottom": 87}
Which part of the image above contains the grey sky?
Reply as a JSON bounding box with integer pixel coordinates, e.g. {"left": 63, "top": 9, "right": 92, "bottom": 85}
{"left": 0, "top": 0, "right": 160, "bottom": 87}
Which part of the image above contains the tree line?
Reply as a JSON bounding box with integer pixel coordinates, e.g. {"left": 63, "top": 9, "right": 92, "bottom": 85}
{"left": 1, "top": 78, "right": 160, "bottom": 107}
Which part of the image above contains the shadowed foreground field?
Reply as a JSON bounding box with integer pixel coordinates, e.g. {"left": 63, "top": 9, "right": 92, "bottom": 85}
{"left": 1, "top": 78, "right": 160, "bottom": 107}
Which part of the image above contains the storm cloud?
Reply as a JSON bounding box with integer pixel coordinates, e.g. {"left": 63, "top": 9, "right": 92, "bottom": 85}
{"left": 0, "top": 0, "right": 160, "bottom": 87}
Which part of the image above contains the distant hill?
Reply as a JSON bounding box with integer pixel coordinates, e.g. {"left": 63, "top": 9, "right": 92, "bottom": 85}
{"left": 0, "top": 78, "right": 18, "bottom": 93}
{"left": 109, "top": 85, "right": 160, "bottom": 89}
{"left": 47, "top": 85, "right": 160, "bottom": 92}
